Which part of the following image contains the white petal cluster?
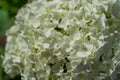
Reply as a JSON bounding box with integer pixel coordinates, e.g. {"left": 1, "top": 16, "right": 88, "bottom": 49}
{"left": 3, "top": 0, "right": 120, "bottom": 80}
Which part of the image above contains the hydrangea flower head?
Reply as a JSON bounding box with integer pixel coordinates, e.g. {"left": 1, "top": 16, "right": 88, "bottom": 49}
{"left": 3, "top": 0, "right": 120, "bottom": 80}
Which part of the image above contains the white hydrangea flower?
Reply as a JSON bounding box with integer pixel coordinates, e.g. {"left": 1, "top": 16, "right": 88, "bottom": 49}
{"left": 3, "top": 0, "right": 120, "bottom": 80}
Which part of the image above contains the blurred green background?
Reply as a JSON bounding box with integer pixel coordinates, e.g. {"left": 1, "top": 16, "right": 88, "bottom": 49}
{"left": 0, "top": 0, "right": 27, "bottom": 80}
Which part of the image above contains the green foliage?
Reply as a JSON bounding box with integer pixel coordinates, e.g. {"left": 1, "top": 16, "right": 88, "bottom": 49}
{"left": 0, "top": 0, "right": 27, "bottom": 16}
{"left": 0, "top": 9, "right": 14, "bottom": 35}
{"left": 0, "top": 48, "right": 4, "bottom": 80}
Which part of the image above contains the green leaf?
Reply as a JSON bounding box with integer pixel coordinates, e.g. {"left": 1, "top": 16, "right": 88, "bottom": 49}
{"left": 0, "top": 47, "right": 4, "bottom": 80}
{"left": 0, "top": 9, "right": 14, "bottom": 35}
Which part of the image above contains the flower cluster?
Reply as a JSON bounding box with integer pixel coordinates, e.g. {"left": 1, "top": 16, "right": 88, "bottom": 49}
{"left": 3, "top": 0, "right": 120, "bottom": 80}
